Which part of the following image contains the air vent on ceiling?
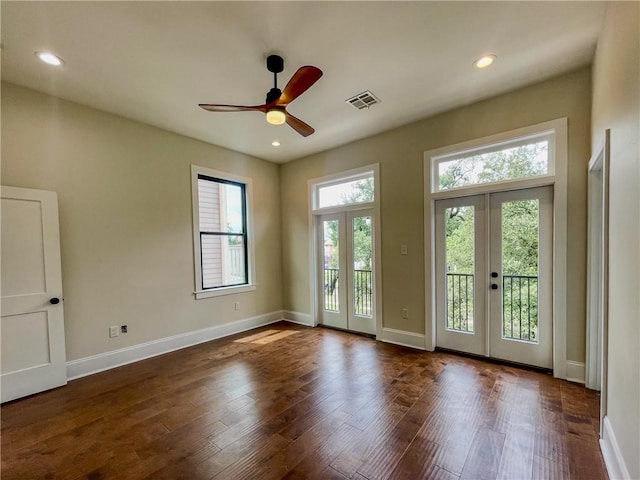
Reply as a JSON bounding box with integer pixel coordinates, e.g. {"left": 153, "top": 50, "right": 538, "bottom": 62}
{"left": 346, "top": 90, "right": 380, "bottom": 110}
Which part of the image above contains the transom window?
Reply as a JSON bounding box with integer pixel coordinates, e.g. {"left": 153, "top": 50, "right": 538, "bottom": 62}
{"left": 191, "top": 165, "right": 255, "bottom": 299}
{"left": 432, "top": 131, "right": 555, "bottom": 193}
{"left": 313, "top": 171, "right": 374, "bottom": 211}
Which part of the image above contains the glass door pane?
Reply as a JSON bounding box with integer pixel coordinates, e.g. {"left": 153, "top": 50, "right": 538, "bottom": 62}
{"left": 323, "top": 219, "right": 340, "bottom": 312}
{"left": 444, "top": 205, "right": 475, "bottom": 333}
{"left": 352, "top": 215, "right": 372, "bottom": 317}
{"left": 500, "top": 198, "right": 540, "bottom": 343}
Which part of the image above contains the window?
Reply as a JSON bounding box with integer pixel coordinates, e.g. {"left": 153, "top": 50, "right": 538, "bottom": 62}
{"left": 313, "top": 171, "right": 375, "bottom": 211}
{"left": 431, "top": 130, "right": 555, "bottom": 193}
{"left": 191, "top": 166, "right": 254, "bottom": 299}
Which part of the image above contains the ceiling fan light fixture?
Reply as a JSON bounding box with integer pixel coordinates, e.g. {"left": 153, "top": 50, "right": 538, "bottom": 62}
{"left": 35, "top": 51, "right": 64, "bottom": 66}
{"left": 474, "top": 54, "right": 496, "bottom": 69}
{"left": 266, "top": 108, "right": 286, "bottom": 125}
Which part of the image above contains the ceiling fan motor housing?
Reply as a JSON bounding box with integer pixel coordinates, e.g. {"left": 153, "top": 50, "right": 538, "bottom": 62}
{"left": 266, "top": 87, "right": 282, "bottom": 104}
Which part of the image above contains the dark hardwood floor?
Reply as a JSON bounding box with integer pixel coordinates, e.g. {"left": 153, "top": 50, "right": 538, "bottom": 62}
{"left": 1, "top": 322, "right": 607, "bottom": 479}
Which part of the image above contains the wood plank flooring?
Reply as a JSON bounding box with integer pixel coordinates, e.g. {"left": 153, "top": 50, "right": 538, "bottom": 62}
{"left": 1, "top": 322, "right": 607, "bottom": 480}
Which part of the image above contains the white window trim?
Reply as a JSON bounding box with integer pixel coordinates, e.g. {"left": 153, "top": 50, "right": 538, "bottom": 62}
{"left": 307, "top": 163, "right": 383, "bottom": 338}
{"left": 191, "top": 164, "right": 256, "bottom": 299}
{"left": 423, "top": 117, "right": 569, "bottom": 379}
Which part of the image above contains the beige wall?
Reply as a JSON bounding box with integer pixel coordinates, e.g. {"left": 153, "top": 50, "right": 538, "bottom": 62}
{"left": 1, "top": 82, "right": 283, "bottom": 361}
{"left": 281, "top": 68, "right": 591, "bottom": 364}
{"left": 2, "top": 68, "right": 595, "bottom": 372}
{"left": 592, "top": 3, "right": 640, "bottom": 478}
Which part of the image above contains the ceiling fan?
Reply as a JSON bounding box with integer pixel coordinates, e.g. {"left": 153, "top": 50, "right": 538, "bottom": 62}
{"left": 199, "top": 55, "right": 323, "bottom": 137}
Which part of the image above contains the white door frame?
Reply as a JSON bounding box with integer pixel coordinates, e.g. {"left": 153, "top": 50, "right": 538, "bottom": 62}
{"left": 586, "top": 130, "right": 610, "bottom": 425}
{"left": 424, "top": 118, "right": 570, "bottom": 379}
{"left": 308, "top": 164, "right": 382, "bottom": 337}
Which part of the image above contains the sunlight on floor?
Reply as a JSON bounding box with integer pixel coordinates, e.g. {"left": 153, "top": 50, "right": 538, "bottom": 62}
{"left": 234, "top": 329, "right": 300, "bottom": 345}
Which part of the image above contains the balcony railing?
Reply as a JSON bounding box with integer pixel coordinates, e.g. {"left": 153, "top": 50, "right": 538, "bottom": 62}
{"left": 446, "top": 273, "right": 474, "bottom": 332}
{"left": 323, "top": 268, "right": 372, "bottom": 316}
{"left": 445, "top": 272, "right": 539, "bottom": 342}
{"left": 353, "top": 269, "right": 372, "bottom": 317}
{"left": 503, "top": 274, "right": 538, "bottom": 343}
{"left": 324, "top": 268, "right": 339, "bottom": 311}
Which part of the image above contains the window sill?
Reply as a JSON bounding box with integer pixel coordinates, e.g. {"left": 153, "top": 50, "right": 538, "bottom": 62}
{"left": 194, "top": 284, "right": 256, "bottom": 299}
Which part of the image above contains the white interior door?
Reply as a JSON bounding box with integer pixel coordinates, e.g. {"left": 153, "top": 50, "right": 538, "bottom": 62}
{"left": 318, "top": 210, "right": 375, "bottom": 335}
{"left": 435, "top": 187, "right": 553, "bottom": 369}
{"left": 1, "top": 186, "right": 67, "bottom": 402}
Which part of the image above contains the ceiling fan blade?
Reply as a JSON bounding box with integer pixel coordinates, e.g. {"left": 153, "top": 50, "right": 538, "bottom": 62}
{"left": 285, "top": 111, "right": 315, "bottom": 137}
{"left": 277, "top": 66, "right": 323, "bottom": 106}
{"left": 199, "top": 103, "right": 268, "bottom": 113}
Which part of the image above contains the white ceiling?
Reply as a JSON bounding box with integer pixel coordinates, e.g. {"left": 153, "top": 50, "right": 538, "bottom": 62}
{"left": 1, "top": 1, "right": 606, "bottom": 163}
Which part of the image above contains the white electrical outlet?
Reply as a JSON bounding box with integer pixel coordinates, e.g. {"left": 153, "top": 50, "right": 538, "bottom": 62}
{"left": 401, "top": 308, "right": 409, "bottom": 319}
{"left": 234, "top": 302, "right": 240, "bottom": 311}
{"left": 401, "top": 245, "right": 408, "bottom": 255}
{"left": 109, "top": 325, "right": 120, "bottom": 338}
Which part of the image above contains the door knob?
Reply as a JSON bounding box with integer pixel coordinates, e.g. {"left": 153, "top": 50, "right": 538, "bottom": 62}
{"left": 491, "top": 272, "right": 499, "bottom": 278}
{"left": 491, "top": 284, "right": 498, "bottom": 290}
{"left": 50, "top": 297, "right": 60, "bottom": 305}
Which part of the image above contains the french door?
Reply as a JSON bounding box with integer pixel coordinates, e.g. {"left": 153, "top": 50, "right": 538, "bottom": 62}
{"left": 435, "top": 187, "right": 553, "bottom": 369}
{"left": 317, "top": 210, "right": 375, "bottom": 335}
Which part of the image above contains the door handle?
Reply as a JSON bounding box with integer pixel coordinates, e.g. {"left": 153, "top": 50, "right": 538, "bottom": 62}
{"left": 50, "top": 297, "right": 61, "bottom": 305}
{"left": 491, "top": 272, "right": 499, "bottom": 278}
{"left": 491, "top": 284, "right": 499, "bottom": 290}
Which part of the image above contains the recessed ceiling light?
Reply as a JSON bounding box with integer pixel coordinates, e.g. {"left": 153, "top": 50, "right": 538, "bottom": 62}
{"left": 272, "top": 140, "right": 281, "bottom": 147}
{"left": 474, "top": 54, "right": 496, "bottom": 69}
{"left": 35, "top": 51, "right": 65, "bottom": 67}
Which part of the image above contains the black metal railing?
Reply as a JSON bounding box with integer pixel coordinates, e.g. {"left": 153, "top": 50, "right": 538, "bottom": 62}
{"left": 446, "top": 273, "right": 474, "bottom": 332}
{"left": 503, "top": 274, "right": 538, "bottom": 342}
{"left": 323, "top": 268, "right": 372, "bottom": 316}
{"left": 324, "top": 268, "right": 339, "bottom": 311}
{"left": 353, "top": 269, "right": 372, "bottom": 317}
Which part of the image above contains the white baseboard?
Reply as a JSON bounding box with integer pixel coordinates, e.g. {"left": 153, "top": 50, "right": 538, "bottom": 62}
{"left": 282, "top": 310, "right": 314, "bottom": 327}
{"left": 67, "top": 310, "right": 284, "bottom": 381}
{"left": 600, "top": 415, "right": 631, "bottom": 480}
{"left": 379, "top": 327, "right": 426, "bottom": 350}
{"left": 565, "top": 360, "right": 586, "bottom": 384}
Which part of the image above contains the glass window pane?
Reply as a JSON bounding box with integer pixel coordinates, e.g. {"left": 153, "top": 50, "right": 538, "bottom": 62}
{"left": 198, "top": 178, "right": 222, "bottom": 232}
{"left": 222, "top": 183, "right": 244, "bottom": 233}
{"left": 317, "top": 176, "right": 374, "bottom": 208}
{"left": 352, "top": 216, "right": 372, "bottom": 317}
{"left": 323, "top": 220, "right": 339, "bottom": 312}
{"left": 198, "top": 179, "right": 244, "bottom": 234}
{"left": 445, "top": 205, "right": 475, "bottom": 333}
{"left": 437, "top": 140, "right": 549, "bottom": 191}
{"left": 501, "top": 199, "right": 539, "bottom": 343}
{"left": 201, "top": 234, "right": 246, "bottom": 288}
